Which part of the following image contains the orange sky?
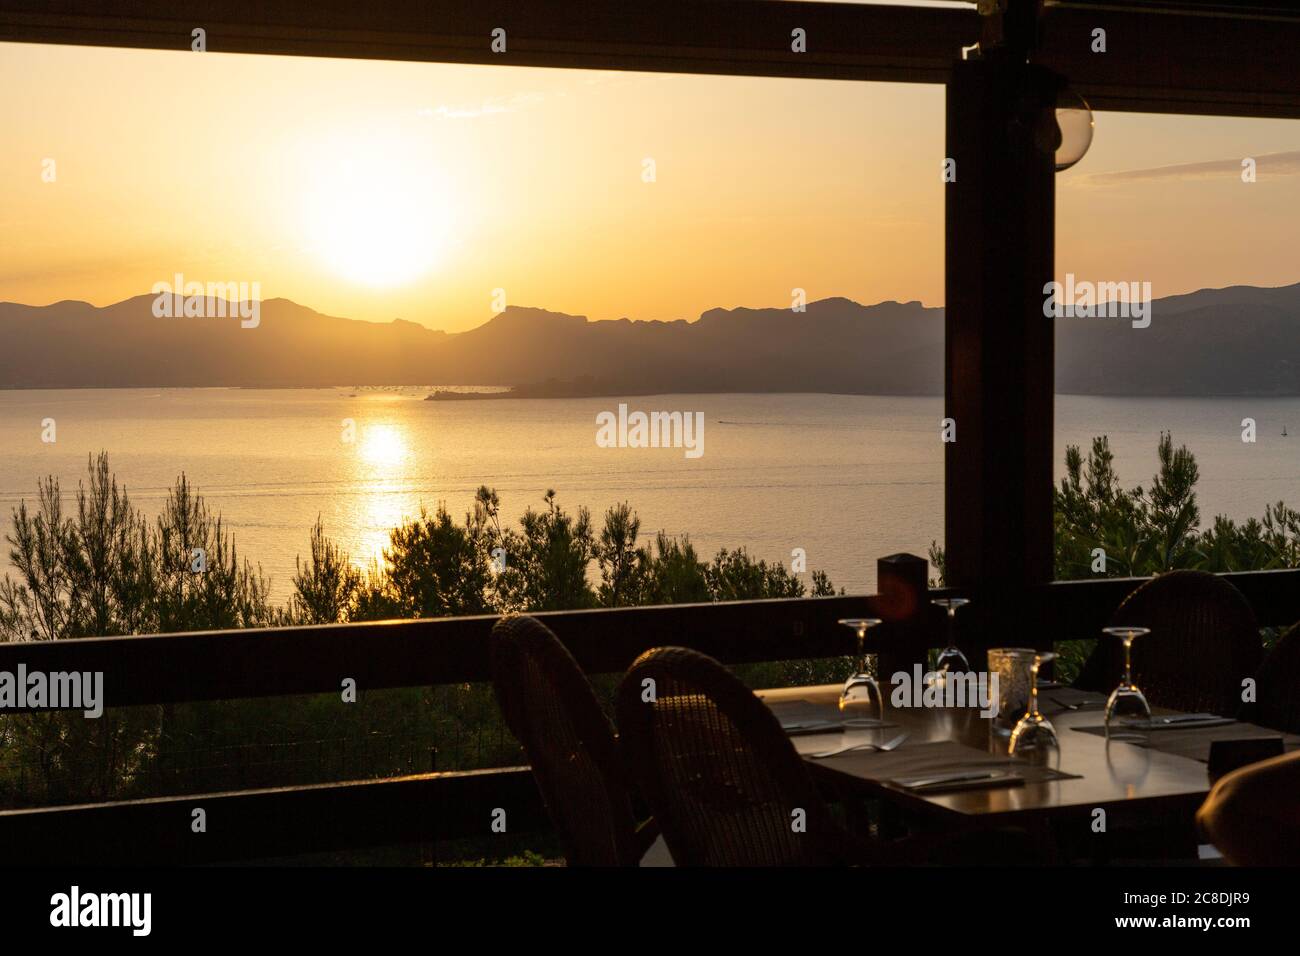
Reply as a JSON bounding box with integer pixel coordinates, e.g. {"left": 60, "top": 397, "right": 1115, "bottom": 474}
{"left": 3, "top": 41, "right": 1300, "bottom": 332}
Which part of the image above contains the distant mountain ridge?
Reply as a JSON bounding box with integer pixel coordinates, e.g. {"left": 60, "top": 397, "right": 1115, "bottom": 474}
{"left": 1056, "top": 282, "right": 1300, "bottom": 396}
{"left": 3, "top": 283, "right": 1300, "bottom": 395}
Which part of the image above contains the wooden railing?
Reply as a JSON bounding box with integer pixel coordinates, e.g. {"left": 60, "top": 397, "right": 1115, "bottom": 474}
{"left": 0, "top": 555, "right": 945, "bottom": 704}
{"left": 2, "top": 556, "right": 1299, "bottom": 864}
{"left": 1027, "top": 568, "right": 1300, "bottom": 641}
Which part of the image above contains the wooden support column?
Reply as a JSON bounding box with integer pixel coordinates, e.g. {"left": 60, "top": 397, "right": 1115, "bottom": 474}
{"left": 943, "top": 49, "right": 1057, "bottom": 667}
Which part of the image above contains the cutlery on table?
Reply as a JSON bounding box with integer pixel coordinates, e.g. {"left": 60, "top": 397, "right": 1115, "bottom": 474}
{"left": 1048, "top": 695, "right": 1103, "bottom": 711}
{"left": 896, "top": 770, "right": 1027, "bottom": 793}
{"left": 900, "top": 770, "right": 1004, "bottom": 788}
{"left": 782, "top": 718, "right": 891, "bottom": 735}
{"left": 809, "top": 732, "right": 909, "bottom": 759}
{"left": 1140, "top": 713, "right": 1229, "bottom": 726}
{"left": 781, "top": 720, "right": 843, "bottom": 733}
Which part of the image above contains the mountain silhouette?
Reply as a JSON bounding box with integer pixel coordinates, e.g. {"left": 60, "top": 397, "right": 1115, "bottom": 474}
{"left": 2, "top": 283, "right": 1299, "bottom": 395}
{"left": 1055, "top": 282, "right": 1300, "bottom": 395}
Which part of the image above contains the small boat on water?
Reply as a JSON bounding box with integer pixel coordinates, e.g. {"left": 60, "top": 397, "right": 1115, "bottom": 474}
{"left": 1284, "top": 426, "right": 1289, "bottom": 437}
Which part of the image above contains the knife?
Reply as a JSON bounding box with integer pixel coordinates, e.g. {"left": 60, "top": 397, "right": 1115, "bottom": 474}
{"left": 893, "top": 769, "right": 1032, "bottom": 793}
{"left": 901, "top": 770, "right": 1007, "bottom": 789}
{"left": 781, "top": 720, "right": 845, "bottom": 734}
{"left": 1147, "top": 714, "right": 1227, "bottom": 725}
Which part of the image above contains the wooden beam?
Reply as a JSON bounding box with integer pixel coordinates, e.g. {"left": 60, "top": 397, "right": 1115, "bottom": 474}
{"left": 944, "top": 53, "right": 1058, "bottom": 664}
{"left": 1039, "top": 5, "right": 1300, "bottom": 119}
{"left": 0, "top": 592, "right": 930, "bottom": 707}
{"left": 0, "top": 550, "right": 946, "bottom": 708}
{"left": 0, "top": 564, "right": 1296, "bottom": 709}
{"left": 0, "top": 766, "right": 547, "bottom": 865}
{"left": 1028, "top": 568, "right": 1300, "bottom": 642}
{"left": 2, "top": 2, "right": 1299, "bottom": 116}
{"left": 1052, "top": 0, "right": 1300, "bottom": 21}
{"left": 0, "top": 0, "right": 974, "bottom": 84}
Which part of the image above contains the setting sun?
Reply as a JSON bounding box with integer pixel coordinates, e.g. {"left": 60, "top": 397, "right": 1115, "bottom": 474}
{"left": 297, "top": 124, "right": 457, "bottom": 287}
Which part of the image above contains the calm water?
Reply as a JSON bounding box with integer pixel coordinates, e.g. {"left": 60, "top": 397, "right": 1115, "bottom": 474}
{"left": 1, "top": 389, "right": 1298, "bottom": 603}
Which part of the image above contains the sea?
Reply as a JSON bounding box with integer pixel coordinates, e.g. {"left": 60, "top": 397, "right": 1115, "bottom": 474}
{"left": 2, "top": 388, "right": 1298, "bottom": 603}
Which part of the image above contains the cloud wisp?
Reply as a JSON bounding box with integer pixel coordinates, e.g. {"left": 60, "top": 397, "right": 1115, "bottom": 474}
{"left": 1076, "top": 149, "right": 1300, "bottom": 186}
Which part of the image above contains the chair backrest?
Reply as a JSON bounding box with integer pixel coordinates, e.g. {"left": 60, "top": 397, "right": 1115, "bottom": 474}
{"left": 1251, "top": 622, "right": 1300, "bottom": 734}
{"left": 1197, "top": 750, "right": 1300, "bottom": 866}
{"left": 1074, "top": 570, "right": 1261, "bottom": 716}
{"left": 615, "top": 646, "right": 846, "bottom": 866}
{"left": 489, "top": 615, "right": 642, "bottom": 866}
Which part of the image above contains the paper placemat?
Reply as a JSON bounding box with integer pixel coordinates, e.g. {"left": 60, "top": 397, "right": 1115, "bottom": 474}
{"left": 1072, "top": 721, "right": 1300, "bottom": 763}
{"left": 806, "top": 738, "right": 1081, "bottom": 786}
{"left": 1040, "top": 688, "right": 1108, "bottom": 715}
{"left": 768, "top": 699, "right": 896, "bottom": 734}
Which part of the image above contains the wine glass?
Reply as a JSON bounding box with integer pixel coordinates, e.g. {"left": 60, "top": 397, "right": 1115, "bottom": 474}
{"left": 930, "top": 597, "right": 971, "bottom": 683}
{"left": 837, "top": 618, "right": 884, "bottom": 722}
{"left": 1010, "top": 651, "right": 1059, "bottom": 764}
{"left": 1101, "top": 626, "right": 1152, "bottom": 740}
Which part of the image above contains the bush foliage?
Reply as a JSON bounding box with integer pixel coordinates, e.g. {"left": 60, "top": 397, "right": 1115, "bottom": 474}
{"left": 0, "top": 453, "right": 843, "bottom": 806}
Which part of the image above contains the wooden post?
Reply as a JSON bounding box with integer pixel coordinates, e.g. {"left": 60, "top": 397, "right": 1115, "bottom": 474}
{"left": 943, "top": 40, "right": 1058, "bottom": 667}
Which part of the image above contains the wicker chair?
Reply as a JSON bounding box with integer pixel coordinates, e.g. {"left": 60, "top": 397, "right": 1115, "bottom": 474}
{"left": 1197, "top": 751, "right": 1300, "bottom": 866}
{"left": 615, "top": 646, "right": 873, "bottom": 865}
{"left": 489, "top": 615, "right": 653, "bottom": 866}
{"left": 1249, "top": 622, "right": 1300, "bottom": 734}
{"left": 1074, "top": 570, "right": 1262, "bottom": 716}
{"left": 615, "top": 646, "right": 1041, "bottom": 866}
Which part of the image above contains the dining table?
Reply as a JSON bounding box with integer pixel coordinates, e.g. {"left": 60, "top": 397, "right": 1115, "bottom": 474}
{"left": 757, "top": 681, "right": 1300, "bottom": 861}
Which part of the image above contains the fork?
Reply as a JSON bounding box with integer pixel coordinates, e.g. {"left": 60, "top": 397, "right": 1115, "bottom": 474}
{"left": 810, "top": 731, "right": 909, "bottom": 759}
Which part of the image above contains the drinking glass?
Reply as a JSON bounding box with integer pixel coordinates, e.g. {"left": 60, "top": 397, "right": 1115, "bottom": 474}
{"left": 987, "top": 647, "right": 1036, "bottom": 738}
{"left": 1010, "top": 651, "right": 1059, "bottom": 763}
{"left": 1101, "top": 626, "right": 1152, "bottom": 740}
{"left": 837, "top": 618, "right": 884, "bottom": 722}
{"left": 930, "top": 597, "right": 971, "bottom": 682}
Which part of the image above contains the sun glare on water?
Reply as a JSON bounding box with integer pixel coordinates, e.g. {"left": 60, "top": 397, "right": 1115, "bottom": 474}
{"left": 298, "top": 125, "right": 457, "bottom": 287}
{"left": 358, "top": 424, "right": 409, "bottom": 467}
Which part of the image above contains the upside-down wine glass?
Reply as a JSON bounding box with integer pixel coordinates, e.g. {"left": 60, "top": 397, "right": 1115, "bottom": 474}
{"left": 1010, "top": 651, "right": 1059, "bottom": 762}
{"left": 837, "top": 618, "right": 884, "bottom": 722}
{"left": 931, "top": 597, "right": 971, "bottom": 683}
{"left": 1101, "top": 626, "right": 1152, "bottom": 740}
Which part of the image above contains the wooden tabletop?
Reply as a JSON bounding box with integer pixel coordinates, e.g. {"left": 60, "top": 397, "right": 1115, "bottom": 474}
{"left": 757, "top": 683, "right": 1296, "bottom": 825}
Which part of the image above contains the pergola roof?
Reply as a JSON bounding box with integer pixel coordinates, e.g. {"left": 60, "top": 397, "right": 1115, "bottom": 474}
{"left": 1059, "top": 0, "right": 1300, "bottom": 17}
{"left": 1, "top": 0, "right": 1298, "bottom": 117}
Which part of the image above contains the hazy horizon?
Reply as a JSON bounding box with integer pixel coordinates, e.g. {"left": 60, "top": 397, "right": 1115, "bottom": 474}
{"left": 7, "top": 275, "right": 1300, "bottom": 337}
{"left": 2, "top": 287, "right": 938, "bottom": 328}
{"left": 7, "top": 41, "right": 1300, "bottom": 336}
